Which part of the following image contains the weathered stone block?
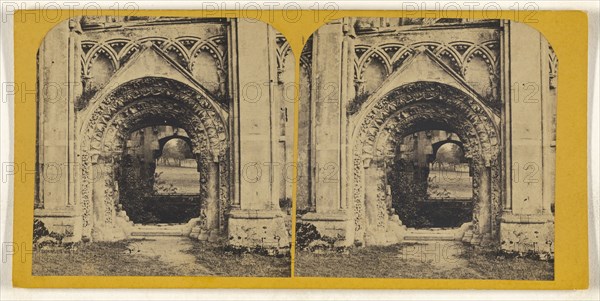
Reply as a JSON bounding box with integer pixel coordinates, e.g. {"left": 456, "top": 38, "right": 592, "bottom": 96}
{"left": 301, "top": 211, "right": 355, "bottom": 247}
{"left": 500, "top": 214, "right": 554, "bottom": 255}
{"left": 34, "top": 208, "right": 82, "bottom": 242}
{"left": 228, "top": 209, "right": 290, "bottom": 249}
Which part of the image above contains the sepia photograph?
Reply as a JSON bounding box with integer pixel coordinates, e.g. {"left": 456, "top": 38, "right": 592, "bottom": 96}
{"left": 32, "top": 16, "right": 294, "bottom": 277}
{"left": 3, "top": 1, "right": 594, "bottom": 295}
{"left": 295, "top": 17, "right": 556, "bottom": 280}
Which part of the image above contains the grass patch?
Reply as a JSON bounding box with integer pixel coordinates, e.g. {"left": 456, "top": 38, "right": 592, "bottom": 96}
{"left": 459, "top": 248, "right": 554, "bottom": 280}
{"left": 32, "top": 240, "right": 179, "bottom": 276}
{"left": 33, "top": 238, "right": 291, "bottom": 277}
{"left": 295, "top": 242, "right": 553, "bottom": 280}
{"left": 185, "top": 241, "right": 291, "bottom": 277}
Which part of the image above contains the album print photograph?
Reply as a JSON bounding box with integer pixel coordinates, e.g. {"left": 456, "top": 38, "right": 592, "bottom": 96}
{"left": 32, "top": 16, "right": 294, "bottom": 277}
{"left": 294, "top": 17, "right": 556, "bottom": 280}
{"left": 13, "top": 9, "right": 589, "bottom": 289}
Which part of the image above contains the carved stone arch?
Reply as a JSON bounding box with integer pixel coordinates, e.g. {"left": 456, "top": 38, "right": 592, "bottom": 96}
{"left": 300, "top": 54, "right": 312, "bottom": 75}
{"left": 81, "top": 77, "right": 228, "bottom": 152}
{"left": 100, "top": 99, "right": 218, "bottom": 230}
{"left": 401, "top": 42, "right": 464, "bottom": 76}
{"left": 354, "top": 45, "right": 371, "bottom": 62}
{"left": 482, "top": 40, "right": 500, "bottom": 58}
{"left": 161, "top": 39, "right": 191, "bottom": 68}
{"left": 429, "top": 139, "right": 466, "bottom": 163}
{"left": 434, "top": 45, "right": 464, "bottom": 75}
{"left": 352, "top": 45, "right": 368, "bottom": 83}
{"left": 462, "top": 43, "right": 500, "bottom": 112}
{"left": 137, "top": 36, "right": 170, "bottom": 48}
{"left": 449, "top": 41, "right": 474, "bottom": 56}
{"left": 156, "top": 135, "right": 194, "bottom": 159}
{"left": 409, "top": 41, "right": 443, "bottom": 54}
{"left": 82, "top": 42, "right": 120, "bottom": 79}
{"left": 188, "top": 36, "right": 228, "bottom": 95}
{"left": 374, "top": 105, "right": 483, "bottom": 163}
{"left": 354, "top": 46, "right": 393, "bottom": 93}
{"left": 189, "top": 36, "right": 227, "bottom": 69}
{"left": 357, "top": 46, "right": 393, "bottom": 77}
{"left": 349, "top": 81, "right": 501, "bottom": 245}
{"left": 119, "top": 40, "right": 142, "bottom": 64}
{"left": 380, "top": 43, "right": 405, "bottom": 59}
{"left": 106, "top": 38, "right": 132, "bottom": 56}
{"left": 81, "top": 41, "right": 96, "bottom": 56}
{"left": 462, "top": 44, "right": 498, "bottom": 75}
{"left": 118, "top": 36, "right": 171, "bottom": 65}
{"left": 275, "top": 36, "right": 292, "bottom": 71}
{"left": 177, "top": 36, "right": 202, "bottom": 51}
{"left": 388, "top": 44, "right": 415, "bottom": 70}
{"left": 354, "top": 82, "right": 499, "bottom": 161}
{"left": 78, "top": 77, "right": 229, "bottom": 241}
{"left": 100, "top": 98, "right": 212, "bottom": 156}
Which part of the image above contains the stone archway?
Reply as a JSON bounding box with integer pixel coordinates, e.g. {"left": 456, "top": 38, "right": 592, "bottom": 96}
{"left": 78, "top": 77, "right": 229, "bottom": 242}
{"left": 350, "top": 81, "right": 501, "bottom": 246}
{"left": 156, "top": 135, "right": 193, "bottom": 159}
{"left": 429, "top": 139, "right": 466, "bottom": 163}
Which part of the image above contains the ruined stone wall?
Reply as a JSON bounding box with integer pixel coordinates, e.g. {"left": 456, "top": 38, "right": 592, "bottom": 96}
{"left": 352, "top": 21, "right": 501, "bottom": 113}
{"left": 299, "top": 18, "right": 555, "bottom": 254}
{"left": 78, "top": 19, "right": 228, "bottom": 102}
{"left": 35, "top": 17, "right": 291, "bottom": 249}
{"left": 499, "top": 21, "right": 556, "bottom": 255}
{"left": 298, "top": 19, "right": 502, "bottom": 213}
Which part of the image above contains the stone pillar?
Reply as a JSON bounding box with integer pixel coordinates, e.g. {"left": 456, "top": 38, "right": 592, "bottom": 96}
{"left": 275, "top": 36, "right": 295, "bottom": 205}
{"left": 301, "top": 18, "right": 355, "bottom": 246}
{"left": 299, "top": 17, "right": 370, "bottom": 241}
{"left": 477, "top": 164, "right": 492, "bottom": 244}
{"left": 507, "top": 22, "right": 545, "bottom": 215}
{"left": 363, "top": 164, "right": 387, "bottom": 245}
{"left": 364, "top": 166, "right": 379, "bottom": 239}
{"left": 34, "top": 19, "right": 83, "bottom": 241}
{"left": 500, "top": 21, "right": 554, "bottom": 254}
{"left": 227, "top": 19, "right": 289, "bottom": 249}
{"left": 196, "top": 156, "right": 211, "bottom": 241}
{"left": 227, "top": 19, "right": 241, "bottom": 209}
{"left": 541, "top": 39, "right": 556, "bottom": 215}
{"left": 297, "top": 56, "right": 313, "bottom": 212}
{"left": 90, "top": 159, "right": 125, "bottom": 242}
{"left": 206, "top": 158, "right": 220, "bottom": 242}
{"left": 91, "top": 162, "right": 105, "bottom": 241}
{"left": 311, "top": 21, "right": 343, "bottom": 212}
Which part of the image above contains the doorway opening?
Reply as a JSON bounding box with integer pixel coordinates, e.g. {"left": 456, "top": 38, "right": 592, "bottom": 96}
{"left": 389, "top": 130, "right": 474, "bottom": 229}
{"left": 118, "top": 126, "right": 201, "bottom": 225}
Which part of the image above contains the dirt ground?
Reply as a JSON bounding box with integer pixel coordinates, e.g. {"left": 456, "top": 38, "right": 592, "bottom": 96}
{"left": 295, "top": 241, "right": 553, "bottom": 280}
{"left": 33, "top": 237, "right": 290, "bottom": 277}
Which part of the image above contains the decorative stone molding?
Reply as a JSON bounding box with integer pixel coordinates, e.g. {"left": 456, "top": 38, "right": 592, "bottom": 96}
{"left": 350, "top": 81, "right": 501, "bottom": 244}
{"left": 275, "top": 35, "right": 292, "bottom": 83}
{"left": 354, "top": 41, "right": 498, "bottom": 79}
{"left": 353, "top": 40, "right": 500, "bottom": 111}
{"left": 548, "top": 46, "right": 558, "bottom": 89}
{"left": 218, "top": 152, "right": 230, "bottom": 233}
{"left": 81, "top": 35, "right": 228, "bottom": 97}
{"left": 300, "top": 36, "right": 313, "bottom": 76}
{"left": 79, "top": 77, "right": 229, "bottom": 240}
